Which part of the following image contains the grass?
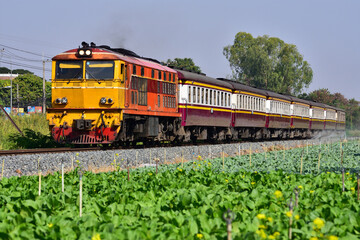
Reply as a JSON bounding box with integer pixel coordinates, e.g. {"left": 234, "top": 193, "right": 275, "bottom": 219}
{"left": 0, "top": 114, "right": 56, "bottom": 150}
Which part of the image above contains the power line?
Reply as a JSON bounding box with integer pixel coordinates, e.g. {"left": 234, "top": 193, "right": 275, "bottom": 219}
{"left": 0, "top": 43, "right": 52, "bottom": 59}
{"left": 0, "top": 60, "right": 51, "bottom": 72}
{"left": 2, "top": 50, "right": 44, "bottom": 62}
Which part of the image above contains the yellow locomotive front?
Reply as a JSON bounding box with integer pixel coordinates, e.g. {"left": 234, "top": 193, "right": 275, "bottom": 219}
{"left": 47, "top": 43, "right": 125, "bottom": 144}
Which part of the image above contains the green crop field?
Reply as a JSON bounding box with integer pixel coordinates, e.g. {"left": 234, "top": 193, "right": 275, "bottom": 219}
{"left": 0, "top": 140, "right": 359, "bottom": 239}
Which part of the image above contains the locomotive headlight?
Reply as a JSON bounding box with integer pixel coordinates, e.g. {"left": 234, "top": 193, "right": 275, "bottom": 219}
{"left": 61, "top": 97, "right": 68, "bottom": 104}
{"left": 85, "top": 49, "right": 92, "bottom": 56}
{"left": 100, "top": 97, "right": 107, "bottom": 104}
{"left": 78, "top": 49, "right": 85, "bottom": 56}
{"left": 107, "top": 98, "right": 113, "bottom": 104}
{"left": 55, "top": 98, "right": 61, "bottom": 104}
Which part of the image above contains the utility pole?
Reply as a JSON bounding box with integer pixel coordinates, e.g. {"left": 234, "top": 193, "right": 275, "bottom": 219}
{"left": 10, "top": 56, "right": 13, "bottom": 114}
{"left": 17, "top": 84, "right": 19, "bottom": 110}
{"left": 42, "top": 59, "right": 46, "bottom": 113}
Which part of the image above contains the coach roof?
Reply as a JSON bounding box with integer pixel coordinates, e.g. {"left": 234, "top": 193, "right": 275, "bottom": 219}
{"left": 228, "top": 81, "right": 268, "bottom": 97}
{"left": 176, "top": 70, "right": 233, "bottom": 90}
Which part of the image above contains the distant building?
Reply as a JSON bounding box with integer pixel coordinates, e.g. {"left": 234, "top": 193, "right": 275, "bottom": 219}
{"left": 0, "top": 73, "right": 19, "bottom": 80}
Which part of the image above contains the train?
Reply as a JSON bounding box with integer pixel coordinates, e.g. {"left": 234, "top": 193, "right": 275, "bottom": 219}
{"left": 46, "top": 42, "right": 346, "bottom": 145}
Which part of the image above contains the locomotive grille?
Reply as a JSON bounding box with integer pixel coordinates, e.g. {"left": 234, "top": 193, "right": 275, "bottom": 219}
{"left": 71, "top": 134, "right": 110, "bottom": 144}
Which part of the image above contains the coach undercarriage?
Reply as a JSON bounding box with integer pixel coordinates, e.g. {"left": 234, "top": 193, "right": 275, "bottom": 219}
{"left": 115, "top": 115, "right": 343, "bottom": 145}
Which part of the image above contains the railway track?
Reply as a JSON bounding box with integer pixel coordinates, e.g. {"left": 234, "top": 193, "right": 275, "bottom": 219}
{"left": 0, "top": 137, "right": 338, "bottom": 157}
{"left": 0, "top": 147, "right": 102, "bottom": 156}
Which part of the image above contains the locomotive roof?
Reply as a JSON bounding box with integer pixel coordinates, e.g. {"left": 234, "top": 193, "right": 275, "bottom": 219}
{"left": 52, "top": 47, "right": 176, "bottom": 73}
{"left": 176, "top": 70, "right": 233, "bottom": 90}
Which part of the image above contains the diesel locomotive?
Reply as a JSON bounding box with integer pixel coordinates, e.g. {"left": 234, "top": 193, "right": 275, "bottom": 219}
{"left": 46, "top": 42, "right": 345, "bottom": 145}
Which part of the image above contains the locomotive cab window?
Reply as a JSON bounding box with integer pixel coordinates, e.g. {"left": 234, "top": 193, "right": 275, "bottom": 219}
{"left": 85, "top": 61, "right": 114, "bottom": 79}
{"left": 55, "top": 61, "right": 83, "bottom": 79}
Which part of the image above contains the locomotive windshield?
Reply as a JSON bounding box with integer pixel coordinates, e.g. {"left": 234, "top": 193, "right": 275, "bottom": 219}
{"left": 55, "top": 60, "right": 115, "bottom": 80}
{"left": 85, "top": 61, "right": 114, "bottom": 80}
{"left": 55, "top": 61, "right": 83, "bottom": 79}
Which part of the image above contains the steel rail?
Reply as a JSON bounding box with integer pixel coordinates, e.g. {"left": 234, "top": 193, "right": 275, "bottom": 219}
{"left": 0, "top": 147, "right": 101, "bottom": 156}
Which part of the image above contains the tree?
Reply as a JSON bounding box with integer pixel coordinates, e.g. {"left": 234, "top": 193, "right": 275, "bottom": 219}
{"left": 0, "top": 67, "right": 32, "bottom": 74}
{"left": 164, "top": 58, "right": 202, "bottom": 74}
{"left": 223, "top": 32, "right": 313, "bottom": 95}
{"left": 0, "top": 73, "right": 51, "bottom": 107}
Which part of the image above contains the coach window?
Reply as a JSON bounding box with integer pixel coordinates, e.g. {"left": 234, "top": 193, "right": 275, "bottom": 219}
{"left": 188, "top": 86, "right": 191, "bottom": 103}
{"left": 163, "top": 72, "right": 167, "bottom": 81}
{"left": 209, "top": 90, "right": 212, "bottom": 105}
{"left": 200, "top": 88, "right": 203, "bottom": 104}
{"left": 169, "top": 73, "right": 172, "bottom": 82}
{"left": 239, "top": 95, "right": 242, "bottom": 109}
{"left": 214, "top": 91, "right": 217, "bottom": 106}
{"left": 273, "top": 102, "right": 276, "bottom": 113}
{"left": 196, "top": 87, "right": 199, "bottom": 104}
{"left": 262, "top": 99, "right": 265, "bottom": 111}
{"left": 133, "top": 65, "right": 137, "bottom": 75}
{"left": 158, "top": 71, "right": 162, "bottom": 80}
{"left": 151, "top": 69, "right": 155, "bottom": 78}
{"left": 205, "top": 89, "right": 208, "bottom": 104}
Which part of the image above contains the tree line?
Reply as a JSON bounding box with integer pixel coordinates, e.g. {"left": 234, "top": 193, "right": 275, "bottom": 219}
{"left": 0, "top": 67, "right": 51, "bottom": 108}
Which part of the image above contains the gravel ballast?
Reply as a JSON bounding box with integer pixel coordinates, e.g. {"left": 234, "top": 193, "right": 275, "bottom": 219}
{"left": 0, "top": 137, "right": 353, "bottom": 178}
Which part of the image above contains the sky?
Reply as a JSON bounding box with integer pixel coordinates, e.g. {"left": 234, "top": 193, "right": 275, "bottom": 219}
{"left": 0, "top": 0, "right": 359, "bottom": 100}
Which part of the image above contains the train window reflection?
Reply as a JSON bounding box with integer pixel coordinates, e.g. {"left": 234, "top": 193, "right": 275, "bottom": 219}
{"left": 56, "top": 61, "right": 83, "bottom": 79}
{"left": 86, "top": 61, "right": 114, "bottom": 79}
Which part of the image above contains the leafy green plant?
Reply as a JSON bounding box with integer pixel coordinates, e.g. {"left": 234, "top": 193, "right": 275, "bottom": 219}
{"left": 0, "top": 141, "right": 359, "bottom": 239}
